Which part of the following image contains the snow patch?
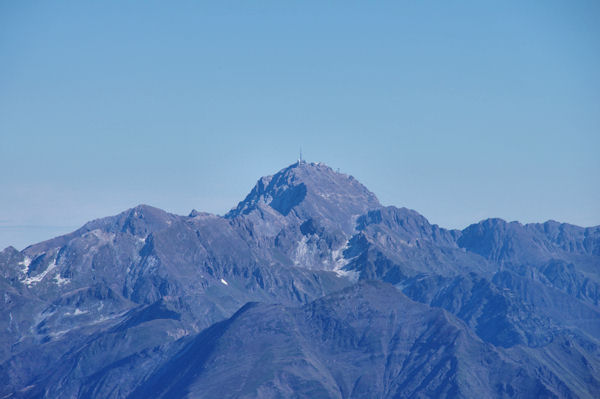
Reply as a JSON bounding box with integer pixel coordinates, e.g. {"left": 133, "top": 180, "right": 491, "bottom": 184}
{"left": 331, "top": 240, "right": 349, "bottom": 270}
{"left": 54, "top": 273, "right": 70, "bottom": 286}
{"left": 64, "top": 308, "right": 88, "bottom": 316}
{"left": 332, "top": 240, "right": 361, "bottom": 282}
{"left": 49, "top": 329, "right": 72, "bottom": 338}
{"left": 22, "top": 259, "right": 57, "bottom": 286}
{"left": 334, "top": 268, "right": 360, "bottom": 282}
{"left": 220, "top": 278, "right": 229, "bottom": 286}
{"left": 293, "top": 236, "right": 309, "bottom": 266}
{"left": 18, "top": 256, "right": 31, "bottom": 275}
{"left": 167, "top": 328, "right": 188, "bottom": 340}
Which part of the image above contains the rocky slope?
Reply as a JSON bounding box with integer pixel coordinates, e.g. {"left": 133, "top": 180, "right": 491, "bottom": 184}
{"left": 0, "top": 161, "right": 598, "bottom": 398}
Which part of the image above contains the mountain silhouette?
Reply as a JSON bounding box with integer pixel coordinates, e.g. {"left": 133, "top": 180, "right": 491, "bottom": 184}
{"left": 1, "top": 162, "right": 599, "bottom": 398}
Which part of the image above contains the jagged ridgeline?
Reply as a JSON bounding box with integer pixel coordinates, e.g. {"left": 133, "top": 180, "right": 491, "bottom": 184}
{"left": 1, "top": 161, "right": 599, "bottom": 398}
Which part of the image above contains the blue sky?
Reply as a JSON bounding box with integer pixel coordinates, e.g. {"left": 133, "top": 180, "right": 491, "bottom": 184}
{"left": 1, "top": 1, "right": 599, "bottom": 249}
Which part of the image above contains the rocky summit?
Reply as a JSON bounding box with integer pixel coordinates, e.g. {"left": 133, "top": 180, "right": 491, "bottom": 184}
{"left": 1, "top": 161, "right": 599, "bottom": 398}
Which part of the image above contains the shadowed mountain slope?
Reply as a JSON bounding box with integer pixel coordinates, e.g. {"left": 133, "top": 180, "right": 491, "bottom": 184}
{"left": 131, "top": 282, "right": 557, "bottom": 399}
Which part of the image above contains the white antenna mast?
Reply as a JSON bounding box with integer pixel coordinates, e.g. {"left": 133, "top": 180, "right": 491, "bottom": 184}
{"left": 299, "top": 148, "right": 303, "bottom": 163}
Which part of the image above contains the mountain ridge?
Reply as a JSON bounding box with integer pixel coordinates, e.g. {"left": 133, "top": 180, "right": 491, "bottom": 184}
{"left": 1, "top": 161, "right": 599, "bottom": 398}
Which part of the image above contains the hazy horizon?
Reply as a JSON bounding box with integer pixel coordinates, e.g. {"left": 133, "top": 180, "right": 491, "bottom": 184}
{"left": 2, "top": 1, "right": 599, "bottom": 250}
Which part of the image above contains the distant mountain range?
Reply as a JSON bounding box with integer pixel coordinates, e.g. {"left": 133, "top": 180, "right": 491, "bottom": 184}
{"left": 1, "top": 161, "right": 599, "bottom": 398}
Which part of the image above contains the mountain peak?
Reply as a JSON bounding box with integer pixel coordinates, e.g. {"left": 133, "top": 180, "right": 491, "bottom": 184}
{"left": 226, "top": 161, "right": 380, "bottom": 232}
{"left": 78, "top": 204, "right": 176, "bottom": 238}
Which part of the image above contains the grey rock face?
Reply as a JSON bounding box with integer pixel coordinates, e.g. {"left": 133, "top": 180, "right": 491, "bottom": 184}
{"left": 458, "top": 218, "right": 600, "bottom": 267}
{"left": 0, "top": 162, "right": 599, "bottom": 398}
{"left": 338, "top": 206, "right": 495, "bottom": 284}
{"left": 227, "top": 161, "right": 380, "bottom": 233}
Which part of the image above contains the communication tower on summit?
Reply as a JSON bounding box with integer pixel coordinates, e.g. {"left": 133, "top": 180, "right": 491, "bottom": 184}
{"left": 299, "top": 148, "right": 304, "bottom": 163}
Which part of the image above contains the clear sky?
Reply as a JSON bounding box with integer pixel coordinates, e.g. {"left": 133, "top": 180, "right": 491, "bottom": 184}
{"left": 1, "top": 1, "right": 599, "bottom": 250}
